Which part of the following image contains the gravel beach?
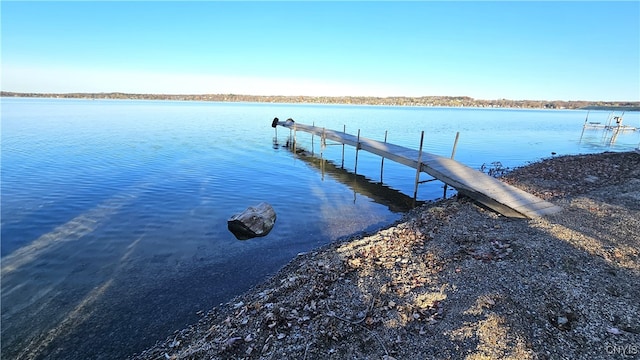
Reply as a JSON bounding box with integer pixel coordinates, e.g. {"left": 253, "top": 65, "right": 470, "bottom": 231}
{"left": 133, "top": 151, "right": 640, "bottom": 360}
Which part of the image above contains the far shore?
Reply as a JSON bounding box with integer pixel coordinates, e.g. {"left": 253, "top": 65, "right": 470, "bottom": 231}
{"left": 2, "top": 91, "right": 639, "bottom": 111}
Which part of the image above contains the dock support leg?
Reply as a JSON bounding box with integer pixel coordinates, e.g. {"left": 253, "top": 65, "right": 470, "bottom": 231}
{"left": 293, "top": 125, "right": 297, "bottom": 154}
{"left": 380, "top": 130, "right": 388, "bottom": 183}
{"left": 443, "top": 131, "right": 460, "bottom": 198}
{"left": 579, "top": 111, "right": 589, "bottom": 143}
{"left": 311, "top": 122, "right": 314, "bottom": 155}
{"left": 321, "top": 128, "right": 326, "bottom": 180}
{"left": 273, "top": 126, "right": 279, "bottom": 148}
{"left": 413, "top": 131, "right": 425, "bottom": 204}
{"left": 354, "top": 129, "right": 361, "bottom": 174}
{"left": 341, "top": 125, "right": 346, "bottom": 169}
{"left": 321, "top": 128, "right": 327, "bottom": 153}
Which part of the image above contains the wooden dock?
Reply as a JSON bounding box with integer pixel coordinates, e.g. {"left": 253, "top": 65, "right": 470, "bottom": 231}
{"left": 274, "top": 119, "right": 562, "bottom": 219}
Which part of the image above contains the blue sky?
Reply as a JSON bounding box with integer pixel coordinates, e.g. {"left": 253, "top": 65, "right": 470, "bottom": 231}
{"left": 2, "top": 1, "right": 639, "bottom": 101}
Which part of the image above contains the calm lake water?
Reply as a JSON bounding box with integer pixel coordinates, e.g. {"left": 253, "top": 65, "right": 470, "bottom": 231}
{"left": 2, "top": 98, "right": 638, "bottom": 359}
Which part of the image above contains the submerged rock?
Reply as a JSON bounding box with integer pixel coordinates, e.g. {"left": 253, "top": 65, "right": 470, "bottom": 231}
{"left": 227, "top": 202, "right": 277, "bottom": 240}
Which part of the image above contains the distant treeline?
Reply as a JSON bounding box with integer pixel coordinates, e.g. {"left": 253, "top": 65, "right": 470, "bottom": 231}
{"left": 2, "top": 91, "right": 638, "bottom": 111}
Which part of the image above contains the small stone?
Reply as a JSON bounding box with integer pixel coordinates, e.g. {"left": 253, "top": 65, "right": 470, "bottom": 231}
{"left": 557, "top": 316, "right": 569, "bottom": 326}
{"left": 607, "top": 327, "right": 622, "bottom": 335}
{"left": 584, "top": 175, "right": 599, "bottom": 183}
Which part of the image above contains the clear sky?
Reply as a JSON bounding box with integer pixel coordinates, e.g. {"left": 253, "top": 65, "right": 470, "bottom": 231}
{"left": 2, "top": 1, "right": 639, "bottom": 101}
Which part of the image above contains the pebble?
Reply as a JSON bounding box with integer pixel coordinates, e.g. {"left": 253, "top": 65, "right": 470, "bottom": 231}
{"left": 557, "top": 316, "right": 569, "bottom": 328}
{"left": 607, "top": 327, "right": 621, "bottom": 335}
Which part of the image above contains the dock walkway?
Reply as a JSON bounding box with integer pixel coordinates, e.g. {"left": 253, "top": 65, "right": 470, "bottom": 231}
{"left": 275, "top": 120, "right": 562, "bottom": 219}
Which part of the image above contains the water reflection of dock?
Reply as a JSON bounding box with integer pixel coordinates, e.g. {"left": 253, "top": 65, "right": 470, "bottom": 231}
{"left": 285, "top": 147, "right": 420, "bottom": 213}
{"left": 272, "top": 118, "right": 562, "bottom": 219}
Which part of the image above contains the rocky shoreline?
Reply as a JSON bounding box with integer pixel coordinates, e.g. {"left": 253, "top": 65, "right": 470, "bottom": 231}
{"left": 133, "top": 151, "right": 640, "bottom": 360}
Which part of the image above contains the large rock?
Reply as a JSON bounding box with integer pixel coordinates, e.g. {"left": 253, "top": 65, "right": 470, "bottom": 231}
{"left": 227, "top": 202, "right": 277, "bottom": 240}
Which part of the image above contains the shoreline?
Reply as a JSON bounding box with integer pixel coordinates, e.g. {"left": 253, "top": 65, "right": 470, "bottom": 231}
{"left": 3, "top": 92, "right": 639, "bottom": 111}
{"left": 134, "top": 151, "right": 640, "bottom": 359}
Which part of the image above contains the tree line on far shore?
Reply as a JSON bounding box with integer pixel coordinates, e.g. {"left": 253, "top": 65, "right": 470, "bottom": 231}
{"left": 2, "top": 91, "right": 638, "bottom": 111}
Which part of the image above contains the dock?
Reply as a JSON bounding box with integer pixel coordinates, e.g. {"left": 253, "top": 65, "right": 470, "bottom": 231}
{"left": 273, "top": 119, "right": 562, "bottom": 219}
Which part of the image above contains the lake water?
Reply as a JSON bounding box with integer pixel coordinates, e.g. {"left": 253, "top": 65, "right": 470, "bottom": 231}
{"left": 1, "top": 98, "right": 638, "bottom": 359}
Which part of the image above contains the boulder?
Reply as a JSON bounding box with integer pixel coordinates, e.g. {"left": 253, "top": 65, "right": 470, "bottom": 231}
{"left": 227, "top": 202, "right": 277, "bottom": 240}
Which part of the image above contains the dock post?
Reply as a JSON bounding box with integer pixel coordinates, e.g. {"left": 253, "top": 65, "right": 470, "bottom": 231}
{"left": 272, "top": 117, "right": 279, "bottom": 145}
{"left": 320, "top": 127, "right": 326, "bottom": 160}
{"left": 580, "top": 119, "right": 587, "bottom": 143}
{"left": 610, "top": 127, "right": 621, "bottom": 144}
{"left": 580, "top": 111, "right": 589, "bottom": 143}
{"left": 321, "top": 127, "right": 327, "bottom": 152}
{"left": 273, "top": 125, "right": 279, "bottom": 148}
{"left": 341, "top": 125, "right": 346, "bottom": 169}
{"left": 355, "top": 129, "right": 361, "bottom": 174}
{"left": 451, "top": 131, "right": 460, "bottom": 159}
{"left": 606, "top": 112, "right": 614, "bottom": 129}
{"left": 311, "top": 122, "right": 315, "bottom": 155}
{"left": 380, "top": 130, "right": 388, "bottom": 183}
{"left": 293, "top": 125, "right": 297, "bottom": 154}
{"left": 413, "top": 131, "right": 425, "bottom": 204}
{"left": 443, "top": 132, "right": 460, "bottom": 198}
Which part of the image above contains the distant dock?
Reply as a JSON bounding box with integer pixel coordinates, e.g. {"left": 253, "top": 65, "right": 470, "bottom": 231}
{"left": 272, "top": 118, "right": 562, "bottom": 219}
{"left": 580, "top": 111, "right": 638, "bottom": 145}
{"left": 582, "top": 122, "right": 638, "bottom": 132}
